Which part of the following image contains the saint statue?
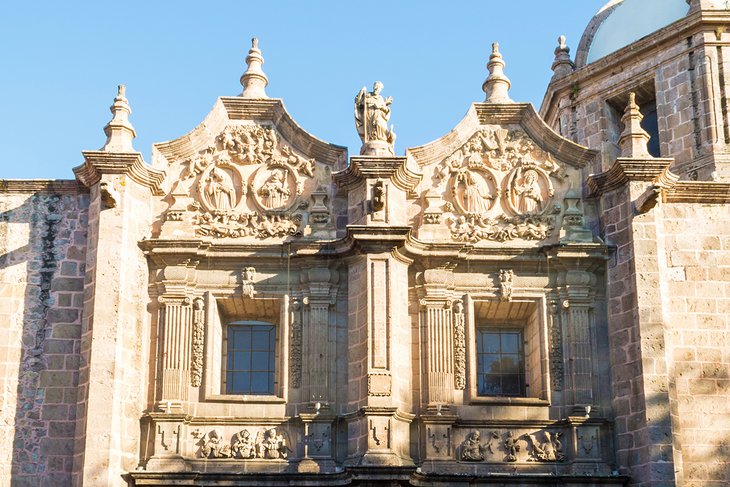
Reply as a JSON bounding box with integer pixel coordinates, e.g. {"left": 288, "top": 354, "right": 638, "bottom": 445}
{"left": 513, "top": 169, "right": 543, "bottom": 214}
{"left": 457, "top": 170, "right": 493, "bottom": 214}
{"left": 354, "top": 81, "right": 396, "bottom": 155}
{"left": 258, "top": 169, "right": 291, "bottom": 209}
{"left": 205, "top": 166, "right": 236, "bottom": 211}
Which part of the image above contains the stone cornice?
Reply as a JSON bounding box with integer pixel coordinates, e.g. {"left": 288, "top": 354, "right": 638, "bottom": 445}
{"left": 0, "top": 179, "right": 88, "bottom": 195}
{"left": 333, "top": 157, "right": 422, "bottom": 196}
{"left": 586, "top": 158, "right": 676, "bottom": 197}
{"left": 74, "top": 151, "right": 166, "bottom": 196}
{"left": 407, "top": 103, "right": 596, "bottom": 170}
{"left": 154, "top": 98, "right": 347, "bottom": 168}
{"left": 665, "top": 181, "right": 730, "bottom": 204}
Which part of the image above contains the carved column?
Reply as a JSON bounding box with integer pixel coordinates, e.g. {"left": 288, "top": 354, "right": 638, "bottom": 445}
{"left": 158, "top": 295, "right": 193, "bottom": 408}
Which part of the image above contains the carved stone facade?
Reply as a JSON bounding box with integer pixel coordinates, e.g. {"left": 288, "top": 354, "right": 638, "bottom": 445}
{"left": 2, "top": 3, "right": 730, "bottom": 486}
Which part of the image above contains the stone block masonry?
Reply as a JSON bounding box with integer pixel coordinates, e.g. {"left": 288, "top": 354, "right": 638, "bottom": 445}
{"left": 0, "top": 186, "right": 88, "bottom": 487}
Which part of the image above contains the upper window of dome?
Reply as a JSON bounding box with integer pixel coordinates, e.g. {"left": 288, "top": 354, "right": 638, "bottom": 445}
{"left": 586, "top": 0, "right": 689, "bottom": 64}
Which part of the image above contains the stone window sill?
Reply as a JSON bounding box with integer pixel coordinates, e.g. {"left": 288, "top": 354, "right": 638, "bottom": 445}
{"left": 205, "top": 394, "right": 286, "bottom": 404}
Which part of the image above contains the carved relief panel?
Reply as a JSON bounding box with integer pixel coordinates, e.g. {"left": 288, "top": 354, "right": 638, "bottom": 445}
{"left": 429, "top": 128, "right": 568, "bottom": 243}
{"left": 168, "top": 123, "right": 329, "bottom": 239}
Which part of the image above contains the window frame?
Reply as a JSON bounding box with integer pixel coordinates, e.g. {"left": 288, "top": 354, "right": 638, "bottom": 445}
{"left": 223, "top": 321, "right": 277, "bottom": 396}
{"left": 465, "top": 295, "right": 550, "bottom": 406}
{"left": 475, "top": 326, "right": 527, "bottom": 398}
{"left": 203, "top": 292, "right": 289, "bottom": 403}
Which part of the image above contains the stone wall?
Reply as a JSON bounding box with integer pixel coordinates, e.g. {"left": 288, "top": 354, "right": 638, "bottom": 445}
{"left": 661, "top": 202, "right": 730, "bottom": 486}
{"left": 0, "top": 184, "right": 88, "bottom": 486}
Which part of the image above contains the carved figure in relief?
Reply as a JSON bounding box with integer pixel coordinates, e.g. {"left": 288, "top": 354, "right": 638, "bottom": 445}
{"left": 205, "top": 167, "right": 236, "bottom": 211}
{"left": 201, "top": 429, "right": 232, "bottom": 458}
{"left": 241, "top": 267, "right": 256, "bottom": 298}
{"left": 512, "top": 169, "right": 543, "bottom": 214}
{"left": 258, "top": 169, "right": 291, "bottom": 209}
{"left": 525, "top": 431, "right": 566, "bottom": 462}
{"left": 504, "top": 431, "right": 520, "bottom": 462}
{"left": 259, "top": 428, "right": 289, "bottom": 459}
{"left": 499, "top": 269, "right": 514, "bottom": 301}
{"left": 232, "top": 429, "right": 256, "bottom": 459}
{"left": 460, "top": 430, "right": 486, "bottom": 461}
{"left": 355, "top": 81, "right": 396, "bottom": 154}
{"left": 281, "top": 145, "right": 315, "bottom": 177}
{"left": 457, "top": 170, "right": 493, "bottom": 214}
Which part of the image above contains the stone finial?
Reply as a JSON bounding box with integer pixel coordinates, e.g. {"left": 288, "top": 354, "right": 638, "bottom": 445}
{"left": 551, "top": 35, "right": 575, "bottom": 79}
{"left": 618, "top": 92, "right": 652, "bottom": 158}
{"left": 102, "top": 84, "right": 136, "bottom": 152}
{"left": 240, "top": 37, "right": 269, "bottom": 98}
{"left": 482, "top": 42, "right": 512, "bottom": 103}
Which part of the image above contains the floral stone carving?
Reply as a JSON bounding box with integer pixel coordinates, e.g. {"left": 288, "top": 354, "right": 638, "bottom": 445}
{"left": 437, "top": 128, "right": 563, "bottom": 243}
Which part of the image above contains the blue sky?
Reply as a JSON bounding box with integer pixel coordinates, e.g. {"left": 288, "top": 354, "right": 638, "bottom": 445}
{"left": 0, "top": 1, "right": 606, "bottom": 180}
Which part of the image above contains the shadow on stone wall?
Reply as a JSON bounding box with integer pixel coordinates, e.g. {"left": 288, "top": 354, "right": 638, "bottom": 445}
{"left": 0, "top": 191, "right": 88, "bottom": 486}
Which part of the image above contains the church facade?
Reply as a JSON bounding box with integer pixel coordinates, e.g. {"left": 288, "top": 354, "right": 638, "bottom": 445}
{"left": 1, "top": 0, "right": 730, "bottom": 485}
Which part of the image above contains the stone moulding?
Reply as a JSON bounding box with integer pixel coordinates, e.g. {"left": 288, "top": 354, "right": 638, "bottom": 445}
{"left": 665, "top": 181, "right": 730, "bottom": 203}
{"left": 0, "top": 179, "right": 88, "bottom": 194}
{"left": 408, "top": 103, "right": 597, "bottom": 171}
{"left": 154, "top": 97, "right": 347, "bottom": 169}
{"left": 333, "top": 156, "right": 422, "bottom": 196}
{"left": 74, "top": 151, "right": 166, "bottom": 195}
{"left": 586, "top": 158, "right": 676, "bottom": 196}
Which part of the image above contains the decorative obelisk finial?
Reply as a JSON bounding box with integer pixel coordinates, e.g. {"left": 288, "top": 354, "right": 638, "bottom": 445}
{"left": 102, "top": 84, "right": 136, "bottom": 152}
{"left": 482, "top": 43, "right": 512, "bottom": 103}
{"left": 240, "top": 37, "right": 269, "bottom": 98}
{"left": 551, "top": 35, "right": 575, "bottom": 79}
{"left": 618, "top": 93, "right": 652, "bottom": 158}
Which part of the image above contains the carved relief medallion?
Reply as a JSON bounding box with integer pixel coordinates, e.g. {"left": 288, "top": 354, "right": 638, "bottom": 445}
{"left": 437, "top": 128, "right": 563, "bottom": 243}
{"left": 251, "top": 162, "right": 301, "bottom": 212}
{"left": 171, "top": 122, "right": 323, "bottom": 239}
{"left": 198, "top": 162, "right": 246, "bottom": 213}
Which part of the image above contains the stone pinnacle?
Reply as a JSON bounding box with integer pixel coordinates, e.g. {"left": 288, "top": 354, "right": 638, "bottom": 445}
{"left": 482, "top": 42, "right": 512, "bottom": 103}
{"left": 102, "top": 84, "right": 136, "bottom": 152}
{"left": 618, "top": 92, "right": 652, "bottom": 158}
{"left": 551, "top": 35, "right": 575, "bottom": 79}
{"left": 240, "top": 37, "right": 269, "bottom": 98}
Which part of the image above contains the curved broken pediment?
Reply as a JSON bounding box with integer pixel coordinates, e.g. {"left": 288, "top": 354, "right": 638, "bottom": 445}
{"left": 407, "top": 103, "right": 597, "bottom": 245}
{"left": 153, "top": 98, "right": 347, "bottom": 241}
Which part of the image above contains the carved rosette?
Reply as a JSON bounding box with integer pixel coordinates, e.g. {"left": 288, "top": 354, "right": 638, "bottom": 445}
{"left": 171, "top": 123, "right": 321, "bottom": 239}
{"left": 437, "top": 128, "right": 564, "bottom": 243}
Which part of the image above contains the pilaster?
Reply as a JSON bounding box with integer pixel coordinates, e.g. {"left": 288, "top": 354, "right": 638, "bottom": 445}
{"left": 72, "top": 152, "right": 163, "bottom": 486}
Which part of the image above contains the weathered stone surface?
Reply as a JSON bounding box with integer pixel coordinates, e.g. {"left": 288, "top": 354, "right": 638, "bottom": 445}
{"left": 2, "top": 3, "right": 730, "bottom": 487}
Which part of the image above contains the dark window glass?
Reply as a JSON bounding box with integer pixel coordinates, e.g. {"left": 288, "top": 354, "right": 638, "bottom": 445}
{"left": 226, "top": 323, "right": 275, "bottom": 395}
{"left": 476, "top": 328, "right": 526, "bottom": 397}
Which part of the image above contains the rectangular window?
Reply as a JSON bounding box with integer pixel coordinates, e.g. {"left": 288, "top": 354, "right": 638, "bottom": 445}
{"left": 225, "top": 322, "right": 275, "bottom": 395}
{"left": 476, "top": 328, "right": 526, "bottom": 397}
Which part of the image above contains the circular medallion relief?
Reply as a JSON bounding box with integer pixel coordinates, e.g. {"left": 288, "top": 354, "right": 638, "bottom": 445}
{"left": 251, "top": 163, "right": 300, "bottom": 213}
{"left": 450, "top": 168, "right": 498, "bottom": 216}
{"left": 505, "top": 167, "right": 554, "bottom": 216}
{"left": 198, "top": 162, "right": 246, "bottom": 213}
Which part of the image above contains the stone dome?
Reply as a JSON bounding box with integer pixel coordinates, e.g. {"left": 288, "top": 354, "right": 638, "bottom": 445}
{"left": 575, "top": 0, "right": 690, "bottom": 67}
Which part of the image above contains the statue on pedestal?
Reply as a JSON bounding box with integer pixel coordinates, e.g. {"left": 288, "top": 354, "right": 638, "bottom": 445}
{"left": 355, "top": 81, "right": 396, "bottom": 156}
